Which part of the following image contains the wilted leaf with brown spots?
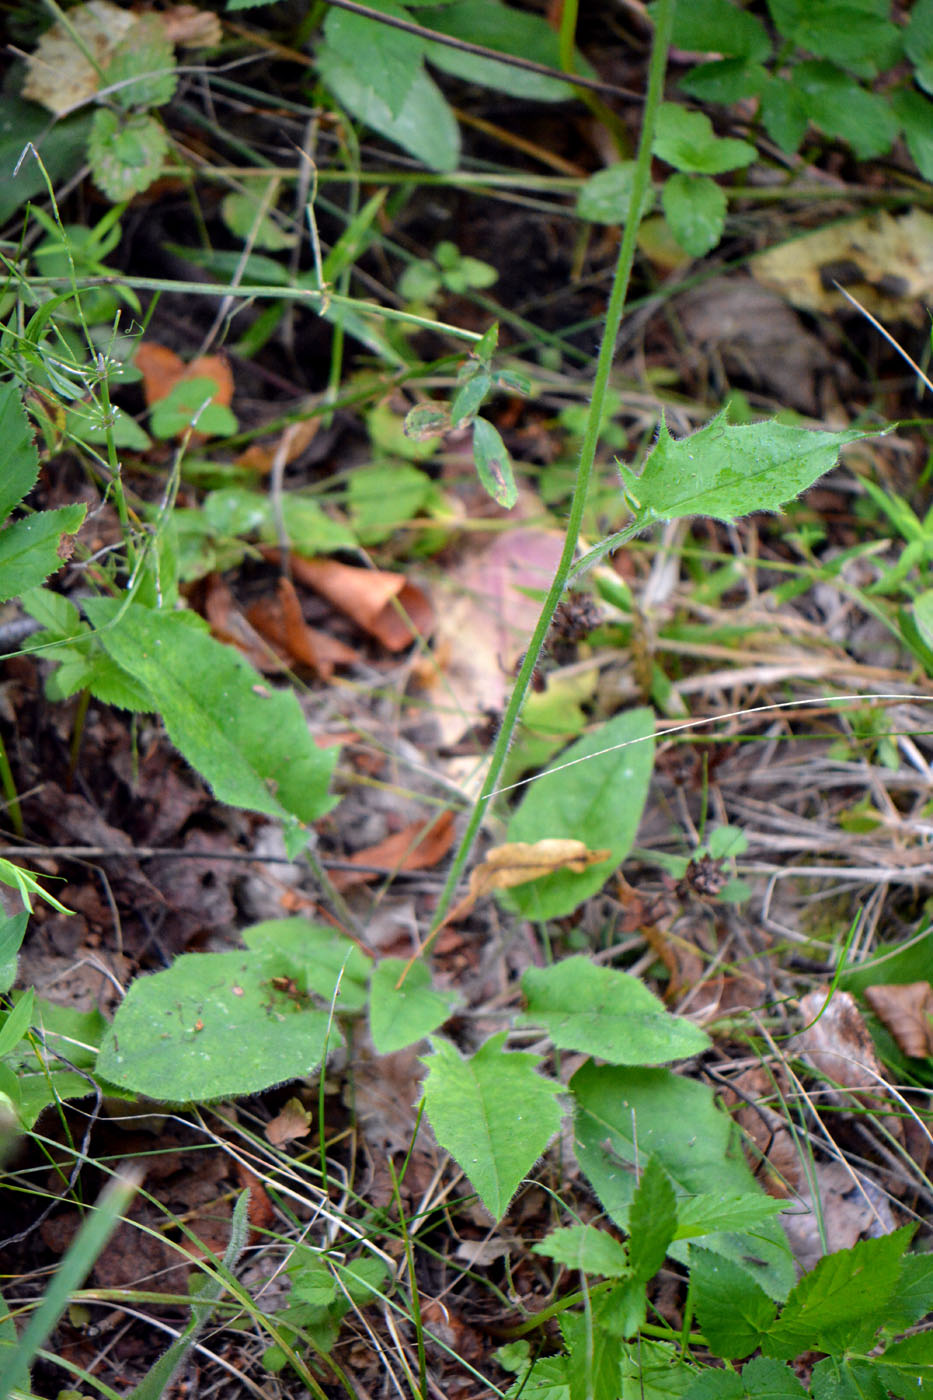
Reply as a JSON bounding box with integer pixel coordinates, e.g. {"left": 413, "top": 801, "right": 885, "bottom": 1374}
{"left": 864, "top": 982, "right": 933, "bottom": 1059}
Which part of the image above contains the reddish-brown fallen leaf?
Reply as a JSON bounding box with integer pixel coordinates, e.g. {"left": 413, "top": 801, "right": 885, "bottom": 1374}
{"left": 864, "top": 981, "right": 933, "bottom": 1059}
{"left": 246, "top": 577, "right": 359, "bottom": 679}
{"left": 333, "top": 810, "right": 456, "bottom": 890}
{"left": 134, "top": 343, "right": 234, "bottom": 441}
{"left": 235, "top": 417, "right": 320, "bottom": 475}
{"left": 203, "top": 573, "right": 288, "bottom": 673}
{"left": 268, "top": 551, "right": 433, "bottom": 651}
{"left": 794, "top": 989, "right": 901, "bottom": 1138}
{"left": 265, "top": 1097, "right": 312, "bottom": 1146}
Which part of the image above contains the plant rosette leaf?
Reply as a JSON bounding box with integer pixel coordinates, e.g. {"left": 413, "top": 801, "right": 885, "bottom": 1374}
{"left": 653, "top": 103, "right": 756, "bottom": 174}
{"left": 241, "top": 918, "right": 370, "bottom": 1014}
{"left": 96, "top": 949, "right": 336, "bottom": 1100}
{"left": 88, "top": 110, "right": 169, "bottom": 201}
{"left": 369, "top": 958, "right": 459, "bottom": 1053}
{"left": 619, "top": 411, "right": 871, "bottom": 526}
{"left": 503, "top": 707, "right": 655, "bottom": 920}
{"left": 662, "top": 173, "right": 727, "bottom": 257}
{"left": 572, "top": 1062, "right": 795, "bottom": 1300}
{"left": 81, "top": 599, "right": 338, "bottom": 857}
{"left": 0, "top": 504, "right": 87, "bottom": 605}
{"left": 422, "top": 1031, "right": 563, "bottom": 1219}
{"left": 691, "top": 1248, "right": 778, "bottom": 1360}
{"left": 517, "top": 956, "right": 709, "bottom": 1065}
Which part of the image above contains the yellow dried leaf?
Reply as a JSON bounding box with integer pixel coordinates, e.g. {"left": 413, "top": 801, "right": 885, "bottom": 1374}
{"left": 468, "top": 839, "right": 611, "bottom": 900}
{"left": 22, "top": 1, "right": 137, "bottom": 115}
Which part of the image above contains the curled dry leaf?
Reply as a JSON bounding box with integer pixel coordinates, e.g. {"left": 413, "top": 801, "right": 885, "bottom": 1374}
{"left": 265, "top": 1097, "right": 312, "bottom": 1146}
{"left": 468, "top": 839, "right": 611, "bottom": 901}
{"left": 279, "top": 553, "right": 433, "bottom": 652}
{"left": 864, "top": 981, "right": 933, "bottom": 1059}
{"left": 245, "top": 577, "right": 359, "bottom": 680}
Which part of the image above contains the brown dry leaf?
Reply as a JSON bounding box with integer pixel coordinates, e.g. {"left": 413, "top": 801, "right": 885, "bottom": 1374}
{"left": 864, "top": 982, "right": 933, "bottom": 1059}
{"left": 203, "top": 573, "right": 288, "bottom": 673}
{"left": 235, "top": 417, "right": 320, "bottom": 475}
{"left": 469, "top": 839, "right": 611, "bottom": 899}
{"left": 245, "top": 577, "right": 360, "bottom": 679}
{"left": 265, "top": 1097, "right": 312, "bottom": 1146}
{"left": 22, "top": 1, "right": 137, "bottom": 114}
{"left": 282, "top": 554, "right": 433, "bottom": 651}
{"left": 781, "top": 1160, "right": 897, "bottom": 1274}
{"left": 134, "top": 343, "right": 233, "bottom": 423}
{"left": 161, "top": 4, "right": 223, "bottom": 47}
{"left": 641, "top": 920, "right": 706, "bottom": 1004}
{"left": 794, "top": 990, "right": 900, "bottom": 1138}
{"left": 752, "top": 209, "right": 933, "bottom": 324}
{"left": 334, "top": 811, "right": 456, "bottom": 890}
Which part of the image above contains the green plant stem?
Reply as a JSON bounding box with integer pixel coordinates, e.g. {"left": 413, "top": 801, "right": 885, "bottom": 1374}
{"left": 0, "top": 731, "right": 23, "bottom": 838}
{"left": 404, "top": 0, "right": 676, "bottom": 963}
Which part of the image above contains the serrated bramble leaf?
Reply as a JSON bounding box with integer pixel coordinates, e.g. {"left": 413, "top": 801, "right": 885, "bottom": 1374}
{"left": 628, "top": 1156, "right": 677, "bottom": 1283}
{"left": 518, "top": 957, "right": 709, "bottom": 1065}
{"left": 685, "top": 1369, "right": 744, "bottom": 1400}
{"left": 619, "top": 411, "right": 870, "bottom": 526}
{"left": 369, "top": 957, "right": 458, "bottom": 1053}
{"left": 532, "top": 1224, "right": 630, "bottom": 1277}
{"left": 809, "top": 1356, "right": 887, "bottom": 1400}
{"left": 421, "top": 1032, "right": 562, "bottom": 1219}
{"left": 763, "top": 1227, "right": 915, "bottom": 1360}
{"left": 739, "top": 1357, "right": 808, "bottom": 1400}
{"left": 0, "top": 383, "right": 39, "bottom": 522}
{"left": 691, "top": 1247, "right": 777, "bottom": 1360}
{"left": 674, "top": 1191, "right": 787, "bottom": 1241}
{"left": 0, "top": 505, "right": 86, "bottom": 604}
{"left": 875, "top": 1330, "right": 933, "bottom": 1397}
{"left": 881, "top": 1252, "right": 933, "bottom": 1331}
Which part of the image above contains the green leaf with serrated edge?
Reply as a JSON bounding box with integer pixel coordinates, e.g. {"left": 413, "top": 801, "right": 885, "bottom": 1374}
{"left": 82, "top": 600, "right": 337, "bottom": 857}
{"left": 45, "top": 649, "right": 156, "bottom": 711}
{"left": 810, "top": 1356, "right": 887, "bottom": 1400}
{"left": 505, "top": 1353, "right": 569, "bottom": 1400}
{"left": 673, "top": 1191, "right": 787, "bottom": 1240}
{"left": 619, "top": 1337, "right": 689, "bottom": 1400}
{"left": 421, "top": 0, "right": 585, "bottom": 101}
{"left": 421, "top": 1032, "right": 562, "bottom": 1219}
{"left": 653, "top": 104, "right": 756, "bottom": 174}
{"left": 88, "top": 110, "right": 168, "bottom": 201}
{"left": 762, "top": 1226, "right": 915, "bottom": 1360}
{"left": 566, "top": 1291, "right": 628, "bottom": 1400}
{"left": 655, "top": 0, "right": 771, "bottom": 61}
{"left": 96, "top": 949, "right": 334, "bottom": 1100}
{"left": 891, "top": 88, "right": 933, "bottom": 182}
{"left": 0, "top": 504, "right": 86, "bottom": 604}
{"left": 20, "top": 586, "right": 81, "bottom": 636}
{"left": 0, "top": 913, "right": 28, "bottom": 994}
{"left": 690, "top": 1248, "right": 776, "bottom": 1360}
{"left": 619, "top": 411, "right": 869, "bottom": 526}
{"left": 472, "top": 416, "right": 517, "bottom": 508}
{"left": 685, "top": 1369, "right": 743, "bottom": 1400}
{"left": 879, "top": 1252, "right": 933, "bottom": 1331}
{"left": 663, "top": 173, "right": 727, "bottom": 258}
{"left": 241, "top": 918, "right": 369, "bottom": 1013}
{"left": 317, "top": 43, "right": 459, "bottom": 172}
{"left": 572, "top": 1062, "right": 794, "bottom": 1301}
{"left": 628, "top": 1156, "right": 677, "bottom": 1284}
{"left": 532, "top": 1225, "right": 630, "bottom": 1277}
{"left": 369, "top": 958, "right": 458, "bottom": 1053}
{"left": 324, "top": 0, "right": 423, "bottom": 118}
{"left": 518, "top": 957, "right": 709, "bottom": 1065}
{"left": 103, "top": 15, "right": 177, "bottom": 110}
{"left": 0, "top": 382, "right": 39, "bottom": 522}
{"left": 504, "top": 708, "right": 655, "bottom": 921}
{"left": 875, "top": 1331, "right": 933, "bottom": 1397}
{"left": 577, "top": 162, "right": 657, "bottom": 224}
{"left": 0, "top": 988, "right": 33, "bottom": 1058}
{"left": 789, "top": 61, "right": 897, "bottom": 160}
{"left": 738, "top": 1357, "right": 808, "bottom": 1400}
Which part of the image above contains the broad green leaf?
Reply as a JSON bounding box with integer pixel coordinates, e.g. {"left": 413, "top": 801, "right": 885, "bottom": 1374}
{"left": 786, "top": 8, "right": 902, "bottom": 79}
{"left": 577, "top": 162, "right": 656, "bottom": 225}
{"left": 241, "top": 917, "right": 370, "bottom": 1013}
{"left": 369, "top": 958, "right": 458, "bottom": 1053}
{"left": 20, "top": 586, "right": 82, "bottom": 637}
{"left": 763, "top": 1227, "right": 915, "bottom": 1360}
{"left": 662, "top": 173, "right": 727, "bottom": 258}
{"left": 628, "top": 1156, "right": 677, "bottom": 1284}
{"left": 0, "top": 505, "right": 87, "bottom": 604}
{"left": 685, "top": 1370, "right": 743, "bottom": 1400}
{"left": 504, "top": 708, "right": 655, "bottom": 920}
{"left": 0, "top": 101, "right": 93, "bottom": 224}
{"left": 450, "top": 369, "right": 492, "bottom": 428}
{"left": 88, "top": 110, "right": 169, "bottom": 201}
{"left": 653, "top": 104, "right": 756, "bottom": 175}
{"left": 348, "top": 464, "right": 432, "bottom": 545}
{"left": 504, "top": 1354, "right": 570, "bottom": 1400}
{"left": 680, "top": 59, "right": 769, "bottom": 106}
{"left": 674, "top": 1191, "right": 787, "bottom": 1241}
{"left": 420, "top": 1, "right": 583, "bottom": 101}
{"left": 690, "top": 1248, "right": 777, "bottom": 1359}
{"left": 82, "top": 600, "right": 338, "bottom": 857}
{"left": 472, "top": 416, "right": 517, "bottom": 508}
{"left": 619, "top": 411, "right": 869, "bottom": 526}
{"left": 738, "top": 1358, "right": 808, "bottom": 1399}
{"left": 421, "top": 1031, "right": 562, "bottom": 1219}
{"left": 619, "top": 1338, "right": 691, "bottom": 1400}
{"left": 323, "top": 0, "right": 424, "bottom": 118}
{"left": 566, "top": 1286, "right": 631, "bottom": 1400}
{"left": 876, "top": 1331, "right": 933, "bottom": 1397}
{"left": 891, "top": 88, "right": 933, "bottom": 182}
{"left": 572, "top": 1062, "right": 795, "bottom": 1300}
{"left": 655, "top": 0, "right": 772, "bottom": 61}
{"left": 759, "top": 75, "right": 810, "bottom": 153}
{"left": 809, "top": 1356, "right": 887, "bottom": 1400}
{"left": 0, "top": 913, "right": 28, "bottom": 994}
{"left": 317, "top": 43, "right": 459, "bottom": 172}
{"left": 532, "top": 1225, "right": 630, "bottom": 1277}
{"left": 788, "top": 62, "right": 897, "bottom": 160}
{"left": 44, "top": 647, "right": 155, "bottom": 711}
{"left": 103, "top": 15, "right": 178, "bottom": 109}
{"left": 96, "top": 949, "right": 334, "bottom": 1100}
{"left": 0, "top": 382, "right": 40, "bottom": 522}
{"left": 517, "top": 957, "right": 709, "bottom": 1065}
